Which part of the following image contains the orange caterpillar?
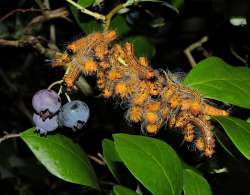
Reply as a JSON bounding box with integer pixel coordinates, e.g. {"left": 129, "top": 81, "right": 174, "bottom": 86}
{"left": 52, "top": 31, "right": 229, "bottom": 157}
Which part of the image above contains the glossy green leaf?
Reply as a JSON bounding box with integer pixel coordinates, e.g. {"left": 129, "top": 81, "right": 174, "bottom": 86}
{"left": 181, "top": 161, "right": 202, "bottom": 175}
{"left": 102, "top": 139, "right": 122, "bottom": 182}
{"left": 77, "top": 0, "right": 94, "bottom": 8}
{"left": 113, "top": 185, "right": 138, "bottom": 195}
{"left": 184, "top": 57, "right": 250, "bottom": 109}
{"left": 214, "top": 116, "right": 250, "bottom": 160}
{"left": 183, "top": 169, "right": 212, "bottom": 195}
{"left": 214, "top": 129, "right": 235, "bottom": 158}
{"left": 125, "top": 36, "right": 156, "bottom": 59}
{"left": 20, "top": 128, "right": 99, "bottom": 189}
{"left": 110, "top": 15, "right": 130, "bottom": 36}
{"left": 113, "top": 133, "right": 183, "bottom": 195}
{"left": 102, "top": 139, "right": 141, "bottom": 185}
{"left": 70, "top": 6, "right": 103, "bottom": 33}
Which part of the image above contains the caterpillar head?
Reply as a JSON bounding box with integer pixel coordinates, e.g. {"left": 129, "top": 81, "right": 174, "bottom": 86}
{"left": 51, "top": 31, "right": 117, "bottom": 68}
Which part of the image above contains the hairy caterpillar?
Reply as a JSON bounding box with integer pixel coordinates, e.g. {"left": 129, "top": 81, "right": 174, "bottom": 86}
{"left": 52, "top": 31, "right": 229, "bottom": 157}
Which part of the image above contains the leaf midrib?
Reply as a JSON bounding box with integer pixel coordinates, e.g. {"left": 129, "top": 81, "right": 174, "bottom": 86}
{"left": 117, "top": 138, "right": 176, "bottom": 195}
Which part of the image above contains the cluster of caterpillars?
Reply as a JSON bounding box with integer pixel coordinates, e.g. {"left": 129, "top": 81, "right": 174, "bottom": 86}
{"left": 52, "top": 31, "right": 229, "bottom": 157}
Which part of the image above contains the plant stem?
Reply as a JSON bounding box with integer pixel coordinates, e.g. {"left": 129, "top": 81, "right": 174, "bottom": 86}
{"left": 48, "top": 80, "right": 64, "bottom": 89}
{"left": 0, "top": 133, "right": 20, "bottom": 144}
{"left": 65, "top": 0, "right": 105, "bottom": 21}
{"left": 184, "top": 36, "right": 208, "bottom": 67}
{"left": 103, "top": 3, "right": 126, "bottom": 31}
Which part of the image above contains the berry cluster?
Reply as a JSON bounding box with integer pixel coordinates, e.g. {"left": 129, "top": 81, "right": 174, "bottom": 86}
{"left": 52, "top": 31, "right": 229, "bottom": 157}
{"left": 32, "top": 89, "right": 90, "bottom": 134}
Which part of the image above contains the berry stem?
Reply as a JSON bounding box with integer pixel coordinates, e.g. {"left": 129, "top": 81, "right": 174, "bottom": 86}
{"left": 65, "top": 92, "right": 71, "bottom": 102}
{"left": 58, "top": 86, "right": 63, "bottom": 95}
{"left": 48, "top": 80, "right": 63, "bottom": 90}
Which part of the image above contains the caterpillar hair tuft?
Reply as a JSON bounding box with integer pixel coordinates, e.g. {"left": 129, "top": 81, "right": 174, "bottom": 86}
{"left": 52, "top": 31, "right": 229, "bottom": 158}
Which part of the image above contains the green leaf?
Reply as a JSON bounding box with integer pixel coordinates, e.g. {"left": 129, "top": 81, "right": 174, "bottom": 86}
{"left": 81, "top": 19, "right": 103, "bottom": 34}
{"left": 110, "top": 15, "right": 130, "bottom": 36}
{"left": 77, "top": 0, "right": 94, "bottom": 8}
{"left": 171, "top": 0, "right": 184, "bottom": 9}
{"left": 102, "top": 139, "right": 139, "bottom": 185}
{"left": 247, "top": 117, "right": 250, "bottom": 123}
{"left": 184, "top": 57, "right": 250, "bottom": 109}
{"left": 20, "top": 128, "right": 99, "bottom": 189}
{"left": 113, "top": 185, "right": 138, "bottom": 195}
{"left": 214, "top": 116, "right": 250, "bottom": 160}
{"left": 183, "top": 169, "right": 212, "bottom": 195}
{"left": 125, "top": 36, "right": 156, "bottom": 59}
{"left": 214, "top": 129, "right": 235, "bottom": 158}
{"left": 102, "top": 139, "right": 122, "bottom": 182}
{"left": 70, "top": 6, "right": 103, "bottom": 33}
{"left": 181, "top": 161, "right": 202, "bottom": 175}
{"left": 113, "top": 133, "right": 183, "bottom": 195}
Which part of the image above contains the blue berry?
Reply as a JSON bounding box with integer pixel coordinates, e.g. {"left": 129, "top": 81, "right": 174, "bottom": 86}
{"left": 32, "top": 89, "right": 61, "bottom": 120}
{"left": 58, "top": 100, "right": 90, "bottom": 130}
{"left": 33, "top": 113, "right": 58, "bottom": 134}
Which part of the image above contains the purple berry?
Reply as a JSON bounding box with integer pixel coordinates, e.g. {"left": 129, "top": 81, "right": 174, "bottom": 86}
{"left": 32, "top": 89, "right": 61, "bottom": 119}
{"left": 33, "top": 113, "right": 58, "bottom": 134}
{"left": 58, "top": 100, "right": 90, "bottom": 130}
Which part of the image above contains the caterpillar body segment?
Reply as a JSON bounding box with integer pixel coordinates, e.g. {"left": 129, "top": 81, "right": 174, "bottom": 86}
{"left": 52, "top": 31, "right": 229, "bottom": 157}
{"left": 63, "top": 63, "right": 82, "bottom": 89}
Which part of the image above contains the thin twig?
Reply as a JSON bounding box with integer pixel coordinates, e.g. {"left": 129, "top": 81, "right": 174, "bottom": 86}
{"left": 65, "top": 0, "right": 131, "bottom": 31}
{"left": 0, "top": 35, "right": 58, "bottom": 58}
{"left": 184, "top": 36, "right": 208, "bottom": 67}
{"left": 0, "top": 8, "right": 42, "bottom": 22}
{"left": 197, "top": 46, "right": 211, "bottom": 58}
{"left": 0, "top": 35, "right": 92, "bottom": 96}
{"left": 44, "top": 0, "right": 57, "bottom": 43}
{"left": 230, "top": 45, "right": 248, "bottom": 66}
{"left": 0, "top": 6, "right": 93, "bottom": 96}
{"left": 24, "top": 8, "right": 70, "bottom": 33}
{"left": 50, "top": 25, "right": 56, "bottom": 43}
{"left": 65, "top": 0, "right": 105, "bottom": 21}
{"left": 103, "top": 3, "right": 126, "bottom": 31}
{"left": 88, "top": 154, "right": 106, "bottom": 165}
{"left": 35, "top": 0, "right": 47, "bottom": 9}
{"left": 97, "top": 152, "right": 105, "bottom": 161}
{"left": 0, "top": 133, "right": 20, "bottom": 144}
{"left": 0, "top": 39, "right": 19, "bottom": 47}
